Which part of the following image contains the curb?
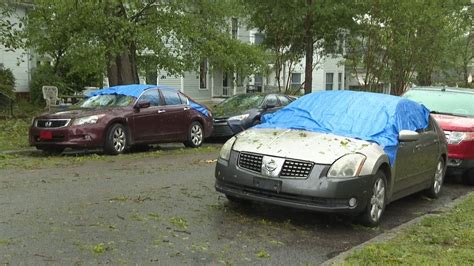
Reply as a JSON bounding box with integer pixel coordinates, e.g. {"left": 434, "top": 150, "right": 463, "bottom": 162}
{"left": 321, "top": 191, "right": 474, "bottom": 266}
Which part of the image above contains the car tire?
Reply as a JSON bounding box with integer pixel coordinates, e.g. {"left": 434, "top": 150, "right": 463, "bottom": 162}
{"left": 39, "top": 147, "right": 65, "bottom": 155}
{"left": 184, "top": 121, "right": 203, "bottom": 148}
{"left": 104, "top": 123, "right": 127, "bottom": 155}
{"left": 462, "top": 169, "right": 474, "bottom": 186}
{"left": 359, "top": 170, "right": 387, "bottom": 227}
{"left": 426, "top": 158, "right": 445, "bottom": 198}
{"left": 225, "top": 194, "right": 251, "bottom": 205}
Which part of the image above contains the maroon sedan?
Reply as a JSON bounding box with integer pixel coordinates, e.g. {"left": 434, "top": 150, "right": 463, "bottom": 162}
{"left": 29, "top": 85, "right": 213, "bottom": 155}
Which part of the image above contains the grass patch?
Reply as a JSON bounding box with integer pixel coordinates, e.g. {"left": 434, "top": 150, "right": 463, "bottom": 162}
{"left": 0, "top": 119, "right": 31, "bottom": 150}
{"left": 343, "top": 193, "right": 474, "bottom": 265}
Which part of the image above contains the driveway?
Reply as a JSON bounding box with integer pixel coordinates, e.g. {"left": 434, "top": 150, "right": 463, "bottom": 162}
{"left": 0, "top": 144, "right": 472, "bottom": 264}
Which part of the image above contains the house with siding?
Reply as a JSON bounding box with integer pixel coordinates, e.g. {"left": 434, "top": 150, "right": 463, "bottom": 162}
{"left": 155, "top": 19, "right": 346, "bottom": 101}
{"left": 0, "top": 3, "right": 36, "bottom": 98}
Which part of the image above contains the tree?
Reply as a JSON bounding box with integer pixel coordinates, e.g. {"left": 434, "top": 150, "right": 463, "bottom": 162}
{"left": 345, "top": 0, "right": 472, "bottom": 95}
{"left": 244, "top": 0, "right": 354, "bottom": 94}
{"left": 0, "top": 1, "right": 22, "bottom": 51}
{"left": 22, "top": 0, "right": 267, "bottom": 87}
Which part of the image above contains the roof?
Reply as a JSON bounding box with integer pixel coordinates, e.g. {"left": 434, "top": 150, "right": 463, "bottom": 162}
{"left": 255, "top": 90, "right": 430, "bottom": 165}
{"left": 409, "top": 86, "right": 474, "bottom": 94}
{"left": 87, "top": 84, "right": 179, "bottom": 98}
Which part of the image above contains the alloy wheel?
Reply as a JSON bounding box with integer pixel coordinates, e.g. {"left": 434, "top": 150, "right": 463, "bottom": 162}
{"left": 369, "top": 177, "right": 385, "bottom": 223}
{"left": 433, "top": 160, "right": 444, "bottom": 194}
{"left": 191, "top": 124, "right": 203, "bottom": 146}
{"left": 113, "top": 127, "right": 126, "bottom": 152}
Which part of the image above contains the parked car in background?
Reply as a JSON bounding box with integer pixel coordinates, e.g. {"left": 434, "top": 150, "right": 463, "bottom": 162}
{"left": 29, "top": 84, "right": 213, "bottom": 155}
{"left": 403, "top": 87, "right": 474, "bottom": 185}
{"left": 215, "top": 91, "right": 447, "bottom": 226}
{"left": 212, "top": 93, "right": 296, "bottom": 137}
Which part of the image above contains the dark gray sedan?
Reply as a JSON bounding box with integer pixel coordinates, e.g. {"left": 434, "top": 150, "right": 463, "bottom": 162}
{"left": 215, "top": 91, "right": 448, "bottom": 226}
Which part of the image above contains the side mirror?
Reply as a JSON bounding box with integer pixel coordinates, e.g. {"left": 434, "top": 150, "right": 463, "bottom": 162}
{"left": 135, "top": 101, "right": 151, "bottom": 110}
{"left": 264, "top": 103, "right": 276, "bottom": 109}
{"left": 399, "top": 130, "right": 420, "bottom": 142}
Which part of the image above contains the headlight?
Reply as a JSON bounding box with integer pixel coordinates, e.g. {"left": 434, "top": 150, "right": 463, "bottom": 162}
{"left": 228, "top": 114, "right": 249, "bottom": 121}
{"left": 446, "top": 131, "right": 474, "bottom": 145}
{"left": 72, "top": 114, "right": 105, "bottom": 126}
{"left": 219, "top": 136, "right": 236, "bottom": 161}
{"left": 327, "top": 153, "right": 367, "bottom": 178}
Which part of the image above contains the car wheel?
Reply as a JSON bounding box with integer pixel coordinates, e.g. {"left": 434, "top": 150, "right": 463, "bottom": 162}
{"left": 39, "top": 147, "right": 65, "bottom": 155}
{"left": 462, "top": 169, "right": 474, "bottom": 186}
{"left": 360, "top": 170, "right": 387, "bottom": 227}
{"left": 104, "top": 123, "right": 127, "bottom": 155}
{"left": 184, "top": 121, "right": 203, "bottom": 148}
{"left": 426, "top": 158, "right": 445, "bottom": 198}
{"left": 225, "top": 194, "right": 251, "bottom": 205}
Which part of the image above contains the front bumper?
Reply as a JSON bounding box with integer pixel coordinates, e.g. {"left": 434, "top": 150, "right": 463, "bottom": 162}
{"left": 29, "top": 125, "right": 104, "bottom": 149}
{"left": 212, "top": 119, "right": 248, "bottom": 137}
{"left": 446, "top": 158, "right": 474, "bottom": 175}
{"left": 215, "top": 152, "right": 376, "bottom": 213}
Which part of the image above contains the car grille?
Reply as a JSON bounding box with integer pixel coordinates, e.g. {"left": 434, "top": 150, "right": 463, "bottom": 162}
{"left": 280, "top": 160, "right": 314, "bottom": 178}
{"left": 35, "top": 119, "right": 71, "bottom": 128}
{"left": 237, "top": 152, "right": 315, "bottom": 178}
{"left": 238, "top": 152, "right": 263, "bottom": 173}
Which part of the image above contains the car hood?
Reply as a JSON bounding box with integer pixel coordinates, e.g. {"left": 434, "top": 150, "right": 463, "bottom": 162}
{"left": 432, "top": 114, "right": 474, "bottom": 132}
{"left": 35, "top": 107, "right": 129, "bottom": 119}
{"left": 232, "top": 128, "right": 378, "bottom": 165}
{"left": 213, "top": 108, "right": 254, "bottom": 119}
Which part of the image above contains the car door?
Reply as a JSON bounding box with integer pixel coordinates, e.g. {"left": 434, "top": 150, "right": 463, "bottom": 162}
{"left": 393, "top": 138, "right": 420, "bottom": 193}
{"left": 157, "top": 89, "right": 189, "bottom": 141}
{"left": 414, "top": 118, "right": 440, "bottom": 181}
{"left": 131, "top": 89, "right": 162, "bottom": 142}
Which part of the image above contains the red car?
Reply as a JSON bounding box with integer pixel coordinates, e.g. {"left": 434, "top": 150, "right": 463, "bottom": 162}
{"left": 29, "top": 85, "right": 213, "bottom": 155}
{"left": 403, "top": 87, "right": 474, "bottom": 185}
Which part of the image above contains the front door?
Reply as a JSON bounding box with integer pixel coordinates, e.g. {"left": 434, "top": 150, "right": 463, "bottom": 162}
{"left": 131, "top": 89, "right": 162, "bottom": 142}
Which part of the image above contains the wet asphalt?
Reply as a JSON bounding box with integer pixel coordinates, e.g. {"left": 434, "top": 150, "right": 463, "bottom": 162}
{"left": 0, "top": 144, "right": 472, "bottom": 265}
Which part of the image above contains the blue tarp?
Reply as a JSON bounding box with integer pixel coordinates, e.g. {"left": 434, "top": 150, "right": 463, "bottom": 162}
{"left": 255, "top": 90, "right": 430, "bottom": 165}
{"left": 87, "top": 84, "right": 209, "bottom": 117}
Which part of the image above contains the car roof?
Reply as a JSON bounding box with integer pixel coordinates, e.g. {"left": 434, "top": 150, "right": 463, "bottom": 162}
{"left": 409, "top": 86, "right": 474, "bottom": 94}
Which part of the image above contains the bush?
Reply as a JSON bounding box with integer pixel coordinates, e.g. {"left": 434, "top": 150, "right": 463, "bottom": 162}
{"left": 29, "top": 64, "right": 68, "bottom": 105}
{"left": 0, "top": 64, "right": 15, "bottom": 99}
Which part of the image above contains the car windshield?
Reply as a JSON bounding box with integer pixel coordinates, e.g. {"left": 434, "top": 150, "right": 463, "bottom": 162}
{"left": 79, "top": 94, "right": 135, "bottom": 108}
{"left": 214, "top": 94, "right": 265, "bottom": 115}
{"left": 403, "top": 90, "right": 474, "bottom": 117}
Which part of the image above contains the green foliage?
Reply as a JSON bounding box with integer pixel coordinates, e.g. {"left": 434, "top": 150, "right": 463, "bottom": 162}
{"left": 0, "top": 65, "right": 15, "bottom": 98}
{"left": 29, "top": 64, "right": 67, "bottom": 105}
{"left": 345, "top": 0, "right": 472, "bottom": 95}
{"left": 0, "top": 118, "right": 30, "bottom": 150}
{"left": 0, "top": 2, "right": 22, "bottom": 50}
{"left": 344, "top": 194, "right": 474, "bottom": 264}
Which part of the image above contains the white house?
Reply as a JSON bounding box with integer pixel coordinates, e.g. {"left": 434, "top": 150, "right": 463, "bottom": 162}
{"left": 156, "top": 20, "right": 346, "bottom": 101}
{"left": 0, "top": 4, "right": 36, "bottom": 97}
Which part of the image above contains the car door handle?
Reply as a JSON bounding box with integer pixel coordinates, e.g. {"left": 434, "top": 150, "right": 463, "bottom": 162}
{"left": 183, "top": 106, "right": 191, "bottom": 111}
{"left": 157, "top": 110, "right": 166, "bottom": 114}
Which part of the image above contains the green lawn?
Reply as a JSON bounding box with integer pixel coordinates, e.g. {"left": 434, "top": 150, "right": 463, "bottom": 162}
{"left": 0, "top": 118, "right": 31, "bottom": 151}
{"left": 343, "top": 193, "right": 474, "bottom": 265}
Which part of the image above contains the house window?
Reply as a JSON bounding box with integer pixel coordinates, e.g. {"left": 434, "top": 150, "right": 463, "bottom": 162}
{"left": 223, "top": 72, "right": 229, "bottom": 87}
{"left": 236, "top": 69, "right": 244, "bottom": 86}
{"left": 231, "top": 18, "right": 238, "bottom": 39}
{"left": 325, "top": 73, "right": 334, "bottom": 90}
{"left": 200, "top": 59, "right": 207, "bottom": 89}
{"left": 338, "top": 73, "right": 342, "bottom": 90}
{"left": 254, "top": 33, "right": 265, "bottom": 45}
{"left": 291, "top": 73, "right": 302, "bottom": 88}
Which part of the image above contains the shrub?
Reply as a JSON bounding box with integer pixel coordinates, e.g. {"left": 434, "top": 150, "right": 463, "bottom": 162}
{"left": 29, "top": 64, "right": 68, "bottom": 105}
{"left": 0, "top": 64, "right": 15, "bottom": 99}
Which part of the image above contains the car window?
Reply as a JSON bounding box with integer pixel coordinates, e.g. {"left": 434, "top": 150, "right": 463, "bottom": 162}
{"left": 178, "top": 93, "right": 189, "bottom": 105}
{"left": 138, "top": 89, "right": 160, "bottom": 106}
{"left": 265, "top": 95, "right": 279, "bottom": 107}
{"left": 277, "top": 95, "right": 290, "bottom": 106}
{"left": 161, "top": 90, "right": 182, "bottom": 105}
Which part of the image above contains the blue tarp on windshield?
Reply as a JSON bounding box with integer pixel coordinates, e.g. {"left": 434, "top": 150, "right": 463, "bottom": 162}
{"left": 87, "top": 84, "right": 209, "bottom": 117}
{"left": 255, "top": 90, "right": 430, "bottom": 165}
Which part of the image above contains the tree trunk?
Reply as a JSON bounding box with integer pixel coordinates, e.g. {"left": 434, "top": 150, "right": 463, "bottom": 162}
{"left": 303, "top": 0, "right": 313, "bottom": 95}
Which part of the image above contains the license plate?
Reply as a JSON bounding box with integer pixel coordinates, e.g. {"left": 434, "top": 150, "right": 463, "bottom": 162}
{"left": 39, "top": 131, "right": 53, "bottom": 140}
{"left": 253, "top": 177, "right": 282, "bottom": 193}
